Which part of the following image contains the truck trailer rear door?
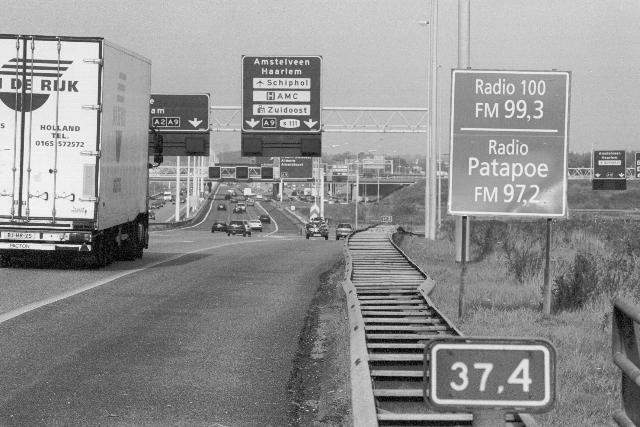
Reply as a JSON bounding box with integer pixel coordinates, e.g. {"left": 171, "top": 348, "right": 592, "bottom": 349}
{"left": 0, "top": 36, "right": 101, "bottom": 222}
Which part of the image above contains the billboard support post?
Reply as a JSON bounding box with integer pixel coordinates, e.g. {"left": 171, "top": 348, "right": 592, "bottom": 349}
{"left": 280, "top": 178, "right": 283, "bottom": 203}
{"left": 543, "top": 218, "right": 552, "bottom": 316}
{"left": 320, "top": 162, "right": 325, "bottom": 218}
{"left": 454, "top": 0, "right": 471, "bottom": 254}
{"left": 186, "top": 156, "right": 191, "bottom": 215}
{"left": 175, "top": 156, "right": 181, "bottom": 221}
{"left": 458, "top": 214, "right": 467, "bottom": 319}
{"left": 355, "top": 167, "right": 359, "bottom": 230}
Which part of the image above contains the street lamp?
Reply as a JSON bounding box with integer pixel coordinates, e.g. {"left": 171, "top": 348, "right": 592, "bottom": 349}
{"left": 353, "top": 158, "right": 360, "bottom": 229}
{"left": 366, "top": 149, "right": 377, "bottom": 205}
{"left": 392, "top": 150, "right": 397, "bottom": 174}
{"left": 419, "top": 0, "right": 438, "bottom": 240}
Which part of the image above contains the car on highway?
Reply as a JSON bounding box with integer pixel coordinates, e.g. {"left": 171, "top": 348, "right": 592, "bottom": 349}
{"left": 335, "top": 223, "right": 353, "bottom": 240}
{"left": 309, "top": 217, "right": 325, "bottom": 225}
{"left": 217, "top": 203, "right": 226, "bottom": 211}
{"left": 211, "top": 220, "right": 227, "bottom": 233}
{"left": 233, "top": 201, "right": 246, "bottom": 213}
{"left": 248, "top": 219, "right": 263, "bottom": 232}
{"left": 246, "top": 197, "right": 255, "bottom": 206}
{"left": 306, "top": 220, "right": 329, "bottom": 240}
{"left": 227, "top": 220, "right": 251, "bottom": 237}
{"left": 259, "top": 214, "right": 271, "bottom": 224}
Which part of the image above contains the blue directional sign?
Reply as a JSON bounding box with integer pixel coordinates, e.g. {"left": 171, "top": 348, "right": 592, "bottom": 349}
{"left": 149, "top": 94, "right": 210, "bottom": 132}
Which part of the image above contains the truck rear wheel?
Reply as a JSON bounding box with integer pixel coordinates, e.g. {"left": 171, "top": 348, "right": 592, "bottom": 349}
{"left": 0, "top": 254, "right": 12, "bottom": 268}
{"left": 135, "top": 223, "right": 145, "bottom": 258}
{"left": 92, "top": 238, "right": 108, "bottom": 268}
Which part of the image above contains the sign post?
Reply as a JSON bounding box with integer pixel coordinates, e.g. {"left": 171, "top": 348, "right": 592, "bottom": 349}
{"left": 242, "top": 56, "right": 322, "bottom": 157}
{"left": 449, "top": 69, "right": 570, "bottom": 317}
{"left": 425, "top": 337, "right": 556, "bottom": 424}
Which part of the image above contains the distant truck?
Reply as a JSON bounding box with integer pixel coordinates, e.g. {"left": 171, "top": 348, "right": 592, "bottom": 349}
{"left": 0, "top": 35, "right": 151, "bottom": 267}
{"left": 243, "top": 187, "right": 253, "bottom": 197}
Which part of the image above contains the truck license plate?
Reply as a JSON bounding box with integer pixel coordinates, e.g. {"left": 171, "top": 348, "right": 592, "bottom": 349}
{"left": 2, "top": 232, "right": 39, "bottom": 240}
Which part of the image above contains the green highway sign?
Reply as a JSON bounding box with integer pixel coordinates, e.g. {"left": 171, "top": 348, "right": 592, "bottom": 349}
{"left": 149, "top": 94, "right": 210, "bottom": 132}
{"left": 280, "top": 157, "right": 313, "bottom": 179}
{"left": 242, "top": 56, "right": 322, "bottom": 133}
{"left": 593, "top": 150, "right": 625, "bottom": 179}
{"left": 593, "top": 150, "right": 626, "bottom": 190}
{"left": 448, "top": 70, "right": 570, "bottom": 217}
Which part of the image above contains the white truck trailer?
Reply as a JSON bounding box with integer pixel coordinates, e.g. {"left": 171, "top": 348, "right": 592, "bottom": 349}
{"left": 0, "top": 35, "right": 151, "bottom": 267}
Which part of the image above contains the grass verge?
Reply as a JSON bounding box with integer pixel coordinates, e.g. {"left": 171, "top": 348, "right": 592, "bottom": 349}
{"left": 393, "top": 232, "right": 623, "bottom": 427}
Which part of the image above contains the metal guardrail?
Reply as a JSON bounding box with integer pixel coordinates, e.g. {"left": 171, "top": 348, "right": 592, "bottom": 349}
{"left": 342, "top": 236, "right": 378, "bottom": 427}
{"left": 612, "top": 298, "right": 640, "bottom": 426}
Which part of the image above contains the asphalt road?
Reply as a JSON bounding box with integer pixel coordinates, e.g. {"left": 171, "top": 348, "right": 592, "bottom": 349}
{"left": 0, "top": 186, "right": 343, "bottom": 426}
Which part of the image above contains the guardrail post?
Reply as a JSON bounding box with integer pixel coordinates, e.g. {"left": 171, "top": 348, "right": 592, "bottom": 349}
{"left": 612, "top": 298, "right": 640, "bottom": 426}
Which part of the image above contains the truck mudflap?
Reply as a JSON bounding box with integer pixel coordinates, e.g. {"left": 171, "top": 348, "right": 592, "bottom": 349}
{"left": 0, "top": 242, "right": 91, "bottom": 251}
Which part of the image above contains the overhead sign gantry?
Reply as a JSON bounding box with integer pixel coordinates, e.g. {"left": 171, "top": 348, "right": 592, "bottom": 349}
{"left": 241, "top": 55, "right": 322, "bottom": 157}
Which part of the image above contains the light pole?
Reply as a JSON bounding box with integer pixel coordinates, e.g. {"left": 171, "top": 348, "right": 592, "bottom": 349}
{"left": 392, "top": 150, "right": 397, "bottom": 174}
{"left": 419, "top": 0, "right": 438, "bottom": 239}
{"left": 354, "top": 157, "right": 360, "bottom": 229}
{"left": 366, "top": 149, "right": 377, "bottom": 205}
{"left": 377, "top": 169, "right": 380, "bottom": 202}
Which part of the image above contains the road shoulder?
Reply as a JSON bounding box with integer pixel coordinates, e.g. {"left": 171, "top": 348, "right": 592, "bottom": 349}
{"left": 287, "top": 258, "right": 352, "bottom": 426}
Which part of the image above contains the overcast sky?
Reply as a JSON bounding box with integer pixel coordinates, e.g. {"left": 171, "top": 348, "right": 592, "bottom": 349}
{"left": 1, "top": 0, "right": 638, "bottom": 157}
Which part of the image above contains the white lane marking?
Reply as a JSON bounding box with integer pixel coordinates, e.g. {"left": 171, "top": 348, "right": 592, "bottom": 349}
{"left": 151, "top": 183, "right": 220, "bottom": 233}
{"left": 256, "top": 201, "right": 280, "bottom": 236}
{"left": 0, "top": 237, "right": 280, "bottom": 325}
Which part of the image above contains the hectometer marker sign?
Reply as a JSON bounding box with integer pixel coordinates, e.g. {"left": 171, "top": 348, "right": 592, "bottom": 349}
{"left": 426, "top": 337, "right": 556, "bottom": 412}
{"left": 449, "top": 70, "right": 570, "bottom": 217}
{"left": 242, "top": 56, "right": 321, "bottom": 133}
